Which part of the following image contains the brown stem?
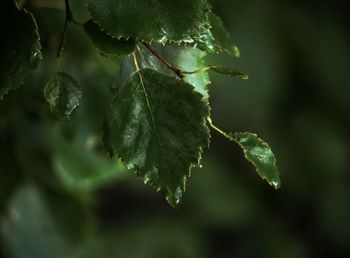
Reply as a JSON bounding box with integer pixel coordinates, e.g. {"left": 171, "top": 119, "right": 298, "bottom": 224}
{"left": 57, "top": 0, "right": 73, "bottom": 57}
{"left": 141, "top": 42, "right": 185, "bottom": 80}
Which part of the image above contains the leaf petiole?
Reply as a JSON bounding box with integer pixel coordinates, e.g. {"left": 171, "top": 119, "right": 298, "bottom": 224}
{"left": 140, "top": 42, "right": 185, "bottom": 80}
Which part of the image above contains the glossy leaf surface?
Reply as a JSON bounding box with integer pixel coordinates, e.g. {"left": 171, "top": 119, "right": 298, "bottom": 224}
{"left": 87, "top": 0, "right": 211, "bottom": 44}
{"left": 103, "top": 69, "right": 210, "bottom": 206}
{"left": 44, "top": 72, "right": 82, "bottom": 121}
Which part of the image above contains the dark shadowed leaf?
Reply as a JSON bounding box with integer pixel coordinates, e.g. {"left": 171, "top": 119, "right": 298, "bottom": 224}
{"left": 234, "top": 132, "right": 280, "bottom": 189}
{"left": 103, "top": 69, "right": 210, "bottom": 206}
{"left": 87, "top": 0, "right": 211, "bottom": 44}
{"left": 84, "top": 20, "right": 136, "bottom": 56}
{"left": 0, "top": 0, "right": 42, "bottom": 99}
{"left": 44, "top": 72, "right": 82, "bottom": 121}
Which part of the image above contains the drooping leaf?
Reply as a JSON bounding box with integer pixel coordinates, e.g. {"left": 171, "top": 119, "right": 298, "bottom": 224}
{"left": 209, "top": 12, "right": 240, "bottom": 58}
{"left": 87, "top": 0, "right": 211, "bottom": 44}
{"left": 44, "top": 72, "right": 82, "bottom": 121}
{"left": 234, "top": 132, "right": 281, "bottom": 189}
{"left": 103, "top": 69, "right": 210, "bottom": 206}
{"left": 84, "top": 20, "right": 136, "bottom": 56}
{"left": 208, "top": 66, "right": 249, "bottom": 80}
{"left": 0, "top": 0, "right": 42, "bottom": 99}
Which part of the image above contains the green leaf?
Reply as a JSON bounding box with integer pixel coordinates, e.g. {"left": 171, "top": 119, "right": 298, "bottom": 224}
{"left": 84, "top": 20, "right": 136, "bottom": 56}
{"left": 0, "top": 0, "right": 42, "bottom": 99}
{"left": 103, "top": 69, "right": 210, "bottom": 206}
{"left": 87, "top": 0, "right": 211, "bottom": 44}
{"left": 209, "top": 12, "right": 240, "bottom": 58}
{"left": 208, "top": 66, "right": 249, "bottom": 80}
{"left": 234, "top": 132, "right": 281, "bottom": 189}
{"left": 136, "top": 44, "right": 211, "bottom": 98}
{"left": 44, "top": 72, "right": 82, "bottom": 121}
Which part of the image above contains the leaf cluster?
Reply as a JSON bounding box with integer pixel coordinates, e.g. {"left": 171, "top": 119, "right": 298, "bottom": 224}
{"left": 0, "top": 0, "right": 280, "bottom": 208}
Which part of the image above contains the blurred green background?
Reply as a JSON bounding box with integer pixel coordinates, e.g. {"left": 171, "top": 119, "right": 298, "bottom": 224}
{"left": 1, "top": 0, "right": 350, "bottom": 257}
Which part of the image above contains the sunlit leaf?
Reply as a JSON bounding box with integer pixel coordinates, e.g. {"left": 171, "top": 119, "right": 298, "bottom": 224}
{"left": 135, "top": 44, "right": 211, "bottom": 98}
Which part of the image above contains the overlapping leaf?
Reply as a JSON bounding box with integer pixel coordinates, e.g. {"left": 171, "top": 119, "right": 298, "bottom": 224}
{"left": 135, "top": 44, "right": 211, "bottom": 98}
{"left": 84, "top": 20, "right": 136, "bottom": 56}
{"left": 0, "top": 0, "right": 42, "bottom": 99}
{"left": 103, "top": 69, "right": 210, "bottom": 206}
{"left": 87, "top": 0, "right": 211, "bottom": 44}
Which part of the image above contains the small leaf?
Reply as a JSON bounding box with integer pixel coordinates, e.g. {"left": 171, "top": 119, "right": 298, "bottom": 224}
{"left": 0, "top": 0, "right": 42, "bottom": 99}
{"left": 44, "top": 72, "right": 82, "bottom": 121}
{"left": 84, "top": 20, "right": 136, "bottom": 56}
{"left": 233, "top": 132, "right": 281, "bottom": 189}
{"left": 103, "top": 69, "right": 210, "bottom": 206}
{"left": 87, "top": 0, "right": 211, "bottom": 44}
{"left": 209, "top": 12, "right": 240, "bottom": 58}
{"left": 209, "top": 66, "right": 249, "bottom": 80}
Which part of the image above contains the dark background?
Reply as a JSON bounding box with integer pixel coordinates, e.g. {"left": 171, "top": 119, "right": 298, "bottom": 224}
{"left": 1, "top": 0, "right": 350, "bottom": 257}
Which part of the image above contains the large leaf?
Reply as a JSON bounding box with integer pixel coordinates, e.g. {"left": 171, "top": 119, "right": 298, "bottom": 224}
{"left": 0, "top": 0, "right": 42, "bottom": 99}
{"left": 103, "top": 69, "right": 210, "bottom": 206}
{"left": 44, "top": 72, "right": 82, "bottom": 121}
{"left": 234, "top": 132, "right": 281, "bottom": 188}
{"left": 84, "top": 20, "right": 136, "bottom": 56}
{"left": 87, "top": 0, "right": 211, "bottom": 44}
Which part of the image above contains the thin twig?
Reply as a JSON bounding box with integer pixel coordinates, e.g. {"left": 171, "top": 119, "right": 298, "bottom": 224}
{"left": 57, "top": 0, "right": 73, "bottom": 57}
{"left": 141, "top": 42, "right": 185, "bottom": 80}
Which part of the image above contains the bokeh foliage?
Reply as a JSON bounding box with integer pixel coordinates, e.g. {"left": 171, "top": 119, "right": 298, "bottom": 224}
{"left": 1, "top": 0, "right": 350, "bottom": 257}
